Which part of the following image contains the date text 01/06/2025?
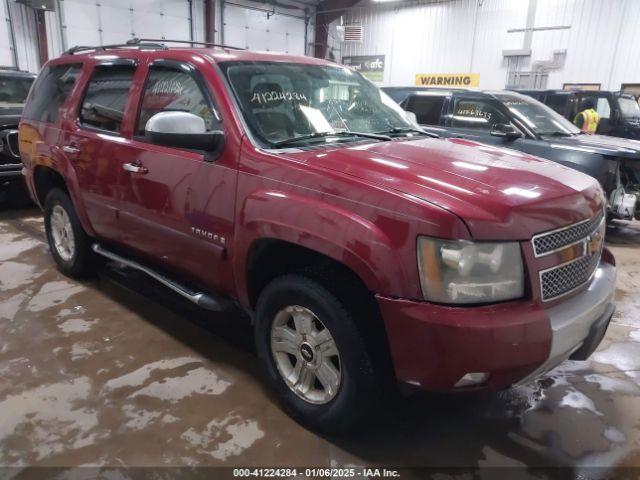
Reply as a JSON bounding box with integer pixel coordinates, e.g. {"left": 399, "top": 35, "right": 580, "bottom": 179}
{"left": 232, "top": 468, "right": 401, "bottom": 478}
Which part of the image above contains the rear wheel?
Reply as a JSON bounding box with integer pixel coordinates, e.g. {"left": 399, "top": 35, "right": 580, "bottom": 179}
{"left": 255, "top": 275, "right": 381, "bottom": 432}
{"left": 44, "top": 188, "right": 98, "bottom": 278}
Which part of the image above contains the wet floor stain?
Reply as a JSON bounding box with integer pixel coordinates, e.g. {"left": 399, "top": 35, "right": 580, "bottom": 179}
{"left": 1, "top": 208, "right": 640, "bottom": 470}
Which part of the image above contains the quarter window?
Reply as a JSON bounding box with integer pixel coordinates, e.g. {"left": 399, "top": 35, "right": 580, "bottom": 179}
{"left": 137, "top": 66, "right": 216, "bottom": 134}
{"left": 22, "top": 64, "right": 82, "bottom": 123}
{"left": 79, "top": 64, "right": 136, "bottom": 132}
{"left": 450, "top": 98, "right": 509, "bottom": 130}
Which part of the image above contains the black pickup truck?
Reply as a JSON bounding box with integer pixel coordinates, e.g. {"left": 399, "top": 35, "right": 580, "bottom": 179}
{"left": 518, "top": 89, "right": 640, "bottom": 140}
{"left": 385, "top": 87, "right": 640, "bottom": 221}
{"left": 0, "top": 69, "right": 35, "bottom": 203}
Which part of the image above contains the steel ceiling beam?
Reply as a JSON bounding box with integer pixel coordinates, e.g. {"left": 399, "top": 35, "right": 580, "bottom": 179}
{"left": 204, "top": 0, "right": 216, "bottom": 43}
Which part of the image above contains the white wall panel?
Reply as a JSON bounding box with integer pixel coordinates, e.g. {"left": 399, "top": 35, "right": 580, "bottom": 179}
{"left": 8, "top": 2, "right": 39, "bottom": 72}
{"left": 0, "top": 1, "right": 15, "bottom": 67}
{"left": 45, "top": 9, "right": 64, "bottom": 58}
{"left": 58, "top": 0, "right": 192, "bottom": 47}
{"left": 61, "top": 0, "right": 100, "bottom": 46}
{"left": 100, "top": 3, "right": 133, "bottom": 44}
{"left": 222, "top": 2, "right": 307, "bottom": 55}
{"left": 336, "top": 0, "right": 640, "bottom": 90}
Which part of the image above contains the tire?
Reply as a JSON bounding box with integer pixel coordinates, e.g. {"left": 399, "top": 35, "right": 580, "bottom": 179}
{"left": 255, "top": 274, "right": 381, "bottom": 433}
{"left": 44, "top": 188, "right": 98, "bottom": 278}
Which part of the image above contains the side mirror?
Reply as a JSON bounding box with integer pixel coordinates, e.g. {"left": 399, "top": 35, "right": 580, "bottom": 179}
{"left": 490, "top": 123, "right": 522, "bottom": 140}
{"left": 145, "top": 111, "right": 225, "bottom": 151}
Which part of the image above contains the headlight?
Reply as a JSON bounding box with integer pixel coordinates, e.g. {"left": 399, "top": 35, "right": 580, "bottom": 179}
{"left": 417, "top": 236, "right": 524, "bottom": 304}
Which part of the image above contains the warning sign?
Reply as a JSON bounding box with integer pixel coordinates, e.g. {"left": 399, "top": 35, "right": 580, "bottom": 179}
{"left": 415, "top": 73, "right": 480, "bottom": 87}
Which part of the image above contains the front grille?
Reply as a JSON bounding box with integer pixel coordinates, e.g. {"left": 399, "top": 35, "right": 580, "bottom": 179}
{"left": 532, "top": 210, "right": 604, "bottom": 257}
{"left": 0, "top": 130, "right": 21, "bottom": 166}
{"left": 6, "top": 131, "right": 19, "bottom": 158}
{"left": 540, "top": 252, "right": 601, "bottom": 301}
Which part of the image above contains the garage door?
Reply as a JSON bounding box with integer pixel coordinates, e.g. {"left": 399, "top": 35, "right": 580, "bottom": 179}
{"left": 0, "top": 1, "right": 14, "bottom": 66}
{"left": 61, "top": 0, "right": 191, "bottom": 48}
{"left": 223, "top": 3, "right": 306, "bottom": 55}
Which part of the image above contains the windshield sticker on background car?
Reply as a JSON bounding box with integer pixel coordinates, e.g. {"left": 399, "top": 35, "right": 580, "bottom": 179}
{"left": 456, "top": 106, "right": 492, "bottom": 121}
{"left": 251, "top": 90, "right": 308, "bottom": 106}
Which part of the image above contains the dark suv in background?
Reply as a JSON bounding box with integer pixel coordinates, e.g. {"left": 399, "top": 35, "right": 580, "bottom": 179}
{"left": 0, "top": 69, "right": 35, "bottom": 203}
{"left": 386, "top": 87, "right": 640, "bottom": 221}
{"left": 518, "top": 89, "right": 640, "bottom": 140}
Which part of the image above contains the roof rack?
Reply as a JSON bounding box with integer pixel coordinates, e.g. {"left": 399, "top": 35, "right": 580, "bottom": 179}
{"left": 126, "top": 38, "right": 245, "bottom": 51}
{"left": 64, "top": 41, "right": 168, "bottom": 55}
{"left": 63, "top": 38, "right": 245, "bottom": 56}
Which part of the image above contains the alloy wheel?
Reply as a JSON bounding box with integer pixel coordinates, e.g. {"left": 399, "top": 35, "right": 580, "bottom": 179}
{"left": 50, "top": 204, "right": 75, "bottom": 262}
{"left": 270, "top": 305, "right": 342, "bottom": 405}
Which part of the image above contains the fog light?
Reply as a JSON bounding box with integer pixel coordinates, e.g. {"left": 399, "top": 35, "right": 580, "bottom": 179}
{"left": 454, "top": 372, "right": 489, "bottom": 388}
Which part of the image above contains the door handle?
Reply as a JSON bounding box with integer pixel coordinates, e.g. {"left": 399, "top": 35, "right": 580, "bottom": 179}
{"left": 123, "top": 162, "right": 148, "bottom": 174}
{"left": 62, "top": 145, "right": 80, "bottom": 154}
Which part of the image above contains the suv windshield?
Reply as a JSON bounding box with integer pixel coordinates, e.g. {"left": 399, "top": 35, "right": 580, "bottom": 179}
{"left": 494, "top": 92, "right": 580, "bottom": 136}
{"left": 617, "top": 96, "right": 640, "bottom": 120}
{"left": 220, "top": 61, "right": 417, "bottom": 147}
{"left": 0, "top": 75, "right": 34, "bottom": 109}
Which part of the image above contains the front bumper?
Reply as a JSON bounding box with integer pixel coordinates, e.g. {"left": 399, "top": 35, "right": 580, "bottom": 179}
{"left": 377, "top": 261, "right": 616, "bottom": 391}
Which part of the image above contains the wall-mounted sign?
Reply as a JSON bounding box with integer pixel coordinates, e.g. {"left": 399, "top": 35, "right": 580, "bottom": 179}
{"left": 343, "top": 55, "right": 385, "bottom": 82}
{"left": 563, "top": 83, "right": 601, "bottom": 91}
{"left": 415, "top": 73, "right": 480, "bottom": 87}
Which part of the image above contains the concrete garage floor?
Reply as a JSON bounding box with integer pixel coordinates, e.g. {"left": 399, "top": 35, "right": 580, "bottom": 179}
{"left": 2, "top": 207, "right": 640, "bottom": 475}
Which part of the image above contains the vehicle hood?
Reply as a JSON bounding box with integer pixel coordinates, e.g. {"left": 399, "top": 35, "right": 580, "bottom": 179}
{"left": 283, "top": 137, "right": 603, "bottom": 240}
{"left": 0, "top": 112, "right": 22, "bottom": 129}
{"left": 545, "top": 133, "right": 640, "bottom": 159}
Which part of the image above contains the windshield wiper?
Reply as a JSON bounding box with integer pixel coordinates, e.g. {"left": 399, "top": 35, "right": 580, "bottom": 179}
{"left": 376, "top": 126, "right": 439, "bottom": 138}
{"left": 272, "top": 131, "right": 391, "bottom": 148}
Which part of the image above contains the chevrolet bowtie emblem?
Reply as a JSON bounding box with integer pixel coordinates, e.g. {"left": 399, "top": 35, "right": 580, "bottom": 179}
{"left": 585, "top": 230, "right": 603, "bottom": 256}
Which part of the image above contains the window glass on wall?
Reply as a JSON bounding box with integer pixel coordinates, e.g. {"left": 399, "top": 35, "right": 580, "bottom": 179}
{"left": 137, "top": 66, "right": 215, "bottom": 134}
{"left": 22, "top": 64, "right": 82, "bottom": 123}
{"left": 450, "top": 98, "right": 509, "bottom": 130}
{"left": 80, "top": 65, "right": 136, "bottom": 132}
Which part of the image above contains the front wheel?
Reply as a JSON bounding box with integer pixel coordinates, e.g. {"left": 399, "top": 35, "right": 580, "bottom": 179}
{"left": 255, "top": 275, "right": 381, "bottom": 433}
{"left": 44, "top": 188, "right": 98, "bottom": 278}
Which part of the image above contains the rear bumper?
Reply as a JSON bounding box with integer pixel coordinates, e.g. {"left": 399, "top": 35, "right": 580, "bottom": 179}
{"left": 377, "top": 261, "right": 616, "bottom": 391}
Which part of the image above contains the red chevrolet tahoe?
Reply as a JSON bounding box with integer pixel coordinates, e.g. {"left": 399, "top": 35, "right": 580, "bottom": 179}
{"left": 19, "top": 40, "right": 616, "bottom": 432}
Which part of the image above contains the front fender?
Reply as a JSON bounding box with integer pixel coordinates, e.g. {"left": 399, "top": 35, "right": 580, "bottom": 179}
{"left": 533, "top": 146, "right": 615, "bottom": 192}
{"left": 234, "top": 189, "right": 414, "bottom": 307}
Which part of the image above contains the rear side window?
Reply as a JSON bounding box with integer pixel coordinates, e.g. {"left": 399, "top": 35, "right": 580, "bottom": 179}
{"left": 545, "top": 94, "right": 569, "bottom": 116}
{"left": 79, "top": 65, "right": 136, "bottom": 133}
{"left": 594, "top": 97, "right": 612, "bottom": 119}
{"left": 23, "top": 64, "right": 82, "bottom": 123}
{"left": 403, "top": 95, "right": 444, "bottom": 125}
{"left": 137, "top": 66, "right": 215, "bottom": 134}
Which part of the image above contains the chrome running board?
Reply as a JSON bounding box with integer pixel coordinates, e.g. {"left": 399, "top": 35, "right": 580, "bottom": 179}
{"left": 92, "top": 244, "right": 231, "bottom": 312}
